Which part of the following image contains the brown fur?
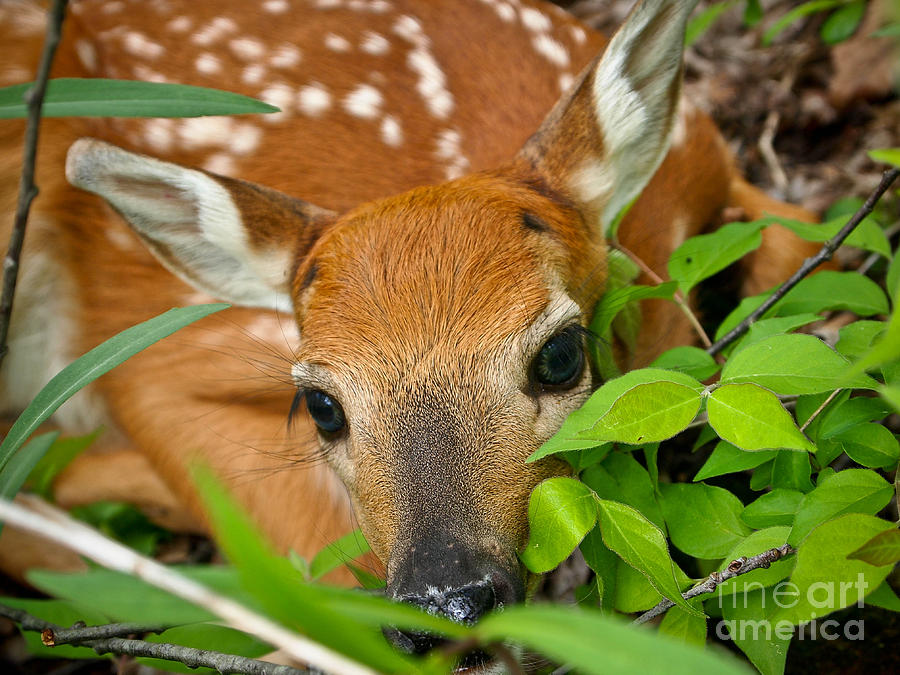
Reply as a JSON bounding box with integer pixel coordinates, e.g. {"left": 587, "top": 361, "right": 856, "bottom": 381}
{"left": 0, "top": 0, "right": 817, "bottom": 589}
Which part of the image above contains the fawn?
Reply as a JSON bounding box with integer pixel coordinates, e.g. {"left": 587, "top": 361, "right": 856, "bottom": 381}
{"left": 0, "top": 0, "right": 816, "bottom": 652}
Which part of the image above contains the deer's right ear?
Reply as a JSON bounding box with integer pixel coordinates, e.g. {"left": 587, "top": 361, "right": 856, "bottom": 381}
{"left": 517, "top": 0, "right": 696, "bottom": 235}
{"left": 66, "top": 138, "right": 335, "bottom": 311}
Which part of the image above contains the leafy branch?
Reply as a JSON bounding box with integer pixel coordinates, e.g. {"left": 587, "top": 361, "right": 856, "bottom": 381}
{"left": 0, "top": 603, "right": 304, "bottom": 675}
{"left": 707, "top": 167, "right": 900, "bottom": 355}
{"left": 632, "top": 544, "right": 795, "bottom": 625}
{"left": 0, "top": 0, "right": 67, "bottom": 366}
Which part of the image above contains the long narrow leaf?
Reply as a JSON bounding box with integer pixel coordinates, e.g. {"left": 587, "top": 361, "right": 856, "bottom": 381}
{"left": 0, "top": 79, "right": 278, "bottom": 119}
{"left": 0, "top": 304, "right": 228, "bottom": 471}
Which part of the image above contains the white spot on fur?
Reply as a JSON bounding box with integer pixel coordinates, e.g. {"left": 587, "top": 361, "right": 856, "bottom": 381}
{"left": 191, "top": 17, "right": 237, "bottom": 46}
{"left": 532, "top": 34, "right": 569, "bottom": 68}
{"left": 195, "top": 53, "right": 223, "bottom": 75}
{"left": 360, "top": 31, "right": 390, "bottom": 55}
{"left": 392, "top": 15, "right": 427, "bottom": 46}
{"left": 368, "top": 0, "right": 392, "bottom": 12}
{"left": 314, "top": 0, "right": 342, "bottom": 8}
{"left": 123, "top": 32, "right": 164, "bottom": 59}
{"left": 259, "top": 82, "right": 294, "bottom": 122}
{"left": 204, "top": 153, "right": 237, "bottom": 175}
{"left": 520, "top": 7, "right": 551, "bottom": 33}
{"left": 246, "top": 314, "right": 300, "bottom": 350}
{"left": 435, "top": 128, "right": 469, "bottom": 180}
{"left": 242, "top": 64, "right": 267, "bottom": 85}
{"left": 0, "top": 66, "right": 31, "bottom": 85}
{"left": 263, "top": 0, "right": 290, "bottom": 13}
{"left": 495, "top": 2, "right": 516, "bottom": 23}
{"left": 570, "top": 25, "right": 587, "bottom": 45}
{"left": 670, "top": 99, "right": 690, "bottom": 148}
{"left": 133, "top": 65, "right": 168, "bottom": 83}
{"left": 177, "top": 117, "right": 234, "bottom": 150}
{"left": 142, "top": 118, "right": 175, "bottom": 152}
{"left": 230, "top": 37, "right": 266, "bottom": 61}
{"left": 343, "top": 84, "right": 383, "bottom": 119}
{"left": 298, "top": 82, "right": 332, "bottom": 117}
{"left": 408, "top": 48, "right": 453, "bottom": 119}
{"left": 105, "top": 226, "right": 137, "bottom": 251}
{"left": 232, "top": 123, "right": 263, "bottom": 154}
{"left": 380, "top": 115, "right": 403, "bottom": 147}
{"left": 325, "top": 33, "right": 352, "bottom": 52}
{"left": 167, "top": 16, "right": 192, "bottom": 33}
{"left": 270, "top": 44, "right": 302, "bottom": 68}
{"left": 558, "top": 73, "right": 574, "bottom": 93}
{"left": 75, "top": 39, "right": 98, "bottom": 73}
{"left": 102, "top": 1, "right": 124, "bottom": 14}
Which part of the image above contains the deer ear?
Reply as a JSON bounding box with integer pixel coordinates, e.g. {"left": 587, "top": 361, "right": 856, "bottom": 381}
{"left": 66, "top": 138, "right": 335, "bottom": 311}
{"left": 518, "top": 0, "right": 696, "bottom": 234}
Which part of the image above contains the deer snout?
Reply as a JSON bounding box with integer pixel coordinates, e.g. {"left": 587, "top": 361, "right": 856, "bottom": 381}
{"left": 383, "top": 533, "right": 523, "bottom": 658}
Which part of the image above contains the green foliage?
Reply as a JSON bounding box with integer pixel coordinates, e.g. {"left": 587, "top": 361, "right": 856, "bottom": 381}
{"left": 0, "top": 78, "right": 278, "bottom": 118}
{"left": 526, "top": 190, "right": 899, "bottom": 672}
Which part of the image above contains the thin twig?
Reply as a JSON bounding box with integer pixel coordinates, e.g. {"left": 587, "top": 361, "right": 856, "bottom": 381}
{"left": 799, "top": 389, "right": 842, "bottom": 432}
{"left": 615, "top": 244, "right": 713, "bottom": 348}
{"left": 0, "top": 602, "right": 304, "bottom": 675}
{"left": 707, "top": 168, "right": 900, "bottom": 356}
{"left": 0, "top": 0, "right": 68, "bottom": 367}
{"left": 0, "top": 495, "right": 376, "bottom": 675}
{"left": 632, "top": 544, "right": 795, "bottom": 625}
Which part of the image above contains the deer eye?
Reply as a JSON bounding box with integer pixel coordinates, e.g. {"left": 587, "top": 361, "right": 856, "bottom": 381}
{"left": 532, "top": 326, "right": 585, "bottom": 390}
{"left": 305, "top": 390, "right": 346, "bottom": 433}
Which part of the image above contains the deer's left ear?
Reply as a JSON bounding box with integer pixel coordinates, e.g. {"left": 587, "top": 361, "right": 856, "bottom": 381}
{"left": 66, "top": 138, "right": 336, "bottom": 311}
{"left": 517, "top": 0, "right": 696, "bottom": 234}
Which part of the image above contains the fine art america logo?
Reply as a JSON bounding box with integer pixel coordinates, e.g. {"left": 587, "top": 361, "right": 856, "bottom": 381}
{"left": 714, "top": 575, "right": 868, "bottom": 642}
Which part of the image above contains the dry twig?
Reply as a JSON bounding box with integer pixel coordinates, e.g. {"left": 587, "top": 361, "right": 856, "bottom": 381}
{"left": 0, "top": 0, "right": 68, "bottom": 367}
{"left": 632, "top": 544, "right": 795, "bottom": 625}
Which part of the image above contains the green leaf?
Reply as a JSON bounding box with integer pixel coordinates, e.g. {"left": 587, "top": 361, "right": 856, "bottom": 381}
{"left": 741, "top": 489, "right": 804, "bottom": 529}
{"left": 615, "top": 558, "right": 663, "bottom": 612}
{"left": 475, "top": 604, "right": 749, "bottom": 675}
{"left": 521, "top": 477, "right": 597, "bottom": 573}
{"left": 70, "top": 501, "right": 170, "bottom": 556}
{"left": 888, "top": 248, "right": 900, "bottom": 301}
{"left": 0, "top": 305, "right": 228, "bottom": 473}
{"left": 590, "top": 282, "right": 677, "bottom": 338}
{"left": 743, "top": 0, "right": 763, "bottom": 25}
{"left": 0, "top": 79, "right": 279, "bottom": 118}
{"left": 25, "top": 430, "right": 99, "bottom": 499}
{"left": 749, "top": 459, "right": 775, "bottom": 491}
{"left": 659, "top": 483, "right": 752, "bottom": 559}
{"left": 770, "top": 450, "right": 814, "bottom": 493}
{"left": 763, "top": 0, "right": 843, "bottom": 45}
{"left": 842, "top": 290, "right": 900, "bottom": 379}
{"left": 832, "top": 423, "right": 899, "bottom": 469}
{"left": 694, "top": 441, "right": 778, "bottom": 482}
{"left": 719, "top": 586, "right": 791, "bottom": 675}
{"left": 530, "top": 369, "right": 702, "bottom": 461}
{"left": 659, "top": 600, "right": 707, "bottom": 646}
{"left": 817, "top": 397, "right": 893, "bottom": 439}
{"left": 774, "top": 213, "right": 891, "bottom": 257}
{"left": 868, "top": 148, "right": 900, "bottom": 167}
{"left": 668, "top": 221, "right": 764, "bottom": 295}
{"left": 775, "top": 513, "right": 894, "bottom": 625}
{"left": 580, "top": 527, "right": 618, "bottom": 614}
{"left": 716, "top": 527, "right": 795, "bottom": 595}
{"left": 775, "top": 271, "right": 889, "bottom": 317}
{"left": 650, "top": 346, "right": 719, "bottom": 380}
{"left": 789, "top": 469, "right": 893, "bottom": 545}
{"left": 193, "top": 467, "right": 451, "bottom": 672}
{"left": 821, "top": 0, "right": 866, "bottom": 43}
{"left": 582, "top": 452, "right": 665, "bottom": 531}
{"left": 732, "top": 313, "right": 823, "bottom": 354}
{"left": 596, "top": 499, "right": 703, "bottom": 617}
{"left": 0, "top": 432, "right": 59, "bottom": 503}
{"left": 686, "top": 1, "right": 737, "bottom": 45}
{"left": 142, "top": 624, "right": 272, "bottom": 674}
{"left": 847, "top": 528, "right": 900, "bottom": 567}
{"left": 835, "top": 320, "right": 885, "bottom": 359}
{"left": 707, "top": 383, "right": 816, "bottom": 452}
{"left": 720, "top": 334, "right": 877, "bottom": 395}
{"left": 309, "top": 530, "right": 371, "bottom": 580}
{"left": 579, "top": 381, "right": 702, "bottom": 445}
{"left": 865, "top": 580, "right": 900, "bottom": 610}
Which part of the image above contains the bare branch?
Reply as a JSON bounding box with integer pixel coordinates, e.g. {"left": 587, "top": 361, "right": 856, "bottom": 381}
{"left": 0, "top": 495, "right": 376, "bottom": 675}
{"left": 0, "top": 602, "right": 305, "bottom": 675}
{"left": 0, "top": 0, "right": 68, "bottom": 367}
{"left": 632, "top": 545, "right": 795, "bottom": 625}
{"left": 708, "top": 168, "right": 900, "bottom": 356}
